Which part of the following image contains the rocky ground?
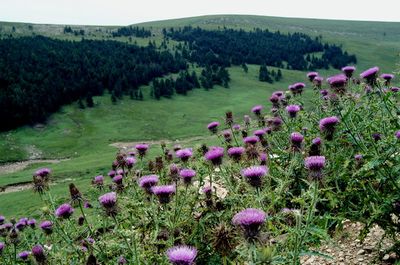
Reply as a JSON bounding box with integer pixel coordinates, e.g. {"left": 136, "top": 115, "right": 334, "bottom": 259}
{"left": 301, "top": 220, "right": 399, "bottom": 265}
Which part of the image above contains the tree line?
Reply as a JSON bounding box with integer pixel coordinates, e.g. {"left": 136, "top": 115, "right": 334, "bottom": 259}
{"left": 112, "top": 26, "right": 152, "bottom": 38}
{"left": 0, "top": 36, "right": 187, "bottom": 131}
{"left": 164, "top": 26, "right": 357, "bottom": 70}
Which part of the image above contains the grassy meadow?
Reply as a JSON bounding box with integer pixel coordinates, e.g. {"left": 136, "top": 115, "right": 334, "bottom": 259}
{"left": 0, "top": 15, "right": 399, "bottom": 218}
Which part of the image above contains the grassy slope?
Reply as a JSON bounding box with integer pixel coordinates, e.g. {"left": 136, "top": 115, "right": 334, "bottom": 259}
{"left": 0, "top": 15, "right": 399, "bottom": 217}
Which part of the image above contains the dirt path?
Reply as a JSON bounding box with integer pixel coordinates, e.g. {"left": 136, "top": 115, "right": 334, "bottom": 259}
{"left": 110, "top": 135, "right": 209, "bottom": 149}
{"left": 0, "top": 159, "right": 69, "bottom": 175}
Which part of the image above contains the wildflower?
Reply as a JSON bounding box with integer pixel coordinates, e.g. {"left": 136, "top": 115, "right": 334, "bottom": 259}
{"left": 118, "top": 256, "right": 128, "bottom": 264}
{"left": 290, "top": 132, "right": 304, "bottom": 150}
{"left": 112, "top": 175, "right": 123, "bottom": 185}
{"left": 179, "top": 169, "right": 196, "bottom": 185}
{"left": 93, "top": 175, "right": 104, "bottom": 187}
{"left": 125, "top": 157, "right": 136, "bottom": 169}
{"left": 28, "top": 219, "right": 36, "bottom": 228}
{"left": 99, "top": 192, "right": 117, "bottom": 216}
{"left": 207, "top": 121, "right": 220, "bottom": 134}
{"left": 342, "top": 66, "right": 356, "bottom": 78}
{"left": 139, "top": 175, "right": 159, "bottom": 193}
{"left": 233, "top": 124, "right": 241, "bottom": 131}
{"left": 391, "top": 87, "right": 399, "bottom": 92}
{"left": 380, "top": 73, "right": 394, "bottom": 86}
{"left": 307, "top": 72, "right": 318, "bottom": 82}
{"left": 18, "top": 251, "right": 30, "bottom": 261}
{"left": 108, "top": 170, "right": 116, "bottom": 178}
{"left": 372, "top": 133, "right": 382, "bottom": 141}
{"left": 355, "top": 154, "right": 363, "bottom": 161}
{"left": 272, "top": 117, "right": 283, "bottom": 131}
{"left": 360, "top": 66, "right": 379, "bottom": 86}
{"left": 227, "top": 147, "right": 245, "bottom": 162}
{"left": 204, "top": 146, "right": 224, "bottom": 166}
{"left": 39, "top": 220, "right": 53, "bottom": 235}
{"left": 286, "top": 105, "right": 301, "bottom": 118}
{"left": 251, "top": 105, "right": 263, "bottom": 116}
{"left": 269, "top": 94, "right": 280, "bottom": 107}
{"left": 135, "top": 143, "right": 149, "bottom": 157}
{"left": 69, "top": 183, "right": 82, "bottom": 203}
{"left": 320, "top": 89, "right": 328, "bottom": 97}
{"left": 309, "top": 137, "right": 322, "bottom": 156}
{"left": 396, "top": 130, "right": 400, "bottom": 139}
{"left": 241, "top": 166, "right": 268, "bottom": 188}
{"left": 327, "top": 74, "right": 347, "bottom": 94}
{"left": 319, "top": 116, "right": 340, "bottom": 140}
{"left": 151, "top": 185, "right": 176, "bottom": 204}
{"left": 175, "top": 148, "right": 193, "bottom": 162}
{"left": 32, "top": 244, "right": 46, "bottom": 264}
{"left": 244, "top": 136, "right": 259, "bottom": 145}
{"left": 35, "top": 168, "right": 51, "bottom": 178}
{"left": 313, "top": 76, "right": 323, "bottom": 88}
{"left": 0, "top": 242, "right": 4, "bottom": 254}
{"left": 289, "top": 82, "right": 305, "bottom": 95}
{"left": 232, "top": 208, "right": 266, "bottom": 240}
{"left": 225, "top": 111, "right": 233, "bottom": 125}
{"left": 222, "top": 130, "right": 232, "bottom": 143}
{"left": 32, "top": 175, "right": 48, "bottom": 194}
{"left": 0, "top": 216, "right": 4, "bottom": 225}
{"left": 55, "top": 203, "right": 74, "bottom": 219}
{"left": 305, "top": 156, "right": 326, "bottom": 180}
{"left": 166, "top": 245, "right": 197, "bottom": 265}
{"left": 244, "top": 115, "right": 251, "bottom": 126}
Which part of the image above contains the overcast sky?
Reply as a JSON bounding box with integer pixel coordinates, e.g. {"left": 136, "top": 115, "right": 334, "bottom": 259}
{"left": 1, "top": 0, "right": 399, "bottom": 25}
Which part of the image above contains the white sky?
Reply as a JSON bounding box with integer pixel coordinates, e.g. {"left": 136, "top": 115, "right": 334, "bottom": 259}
{"left": 1, "top": 0, "right": 399, "bottom": 25}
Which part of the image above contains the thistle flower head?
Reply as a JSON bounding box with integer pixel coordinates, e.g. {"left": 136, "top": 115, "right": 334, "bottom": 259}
{"left": 233, "top": 124, "right": 241, "bottom": 131}
{"left": 289, "top": 82, "right": 306, "bottom": 95}
{"left": 305, "top": 156, "right": 326, "bottom": 180}
{"left": 135, "top": 143, "right": 149, "bottom": 157}
{"left": 55, "top": 203, "right": 74, "bottom": 219}
{"left": 342, "top": 66, "right": 356, "bottom": 77}
{"left": 354, "top": 154, "right": 363, "bottom": 161}
{"left": 286, "top": 105, "right": 301, "bottom": 117}
{"left": 35, "top": 168, "right": 51, "bottom": 178}
{"left": 244, "top": 135, "right": 259, "bottom": 145}
{"left": 207, "top": 121, "right": 220, "bottom": 133}
{"left": 179, "top": 169, "right": 196, "bottom": 185}
{"left": 372, "top": 133, "right": 382, "bottom": 141}
{"left": 319, "top": 116, "right": 340, "bottom": 140}
{"left": 125, "top": 157, "right": 136, "bottom": 168}
{"left": 28, "top": 219, "right": 36, "bottom": 228}
{"left": 99, "top": 192, "right": 117, "bottom": 208}
{"left": 360, "top": 66, "right": 379, "bottom": 79}
{"left": 32, "top": 244, "right": 46, "bottom": 263}
{"left": 94, "top": 175, "right": 104, "bottom": 185}
{"left": 0, "top": 216, "right": 4, "bottom": 225}
{"left": 396, "top": 130, "right": 400, "bottom": 139}
{"left": 251, "top": 105, "right": 263, "bottom": 115}
{"left": 391, "top": 87, "right": 399, "bottom": 92}
{"left": 380, "top": 73, "right": 394, "bottom": 81}
{"left": 232, "top": 208, "right": 266, "bottom": 240}
{"left": 312, "top": 137, "right": 322, "bottom": 145}
{"left": 139, "top": 175, "right": 159, "bottom": 191}
{"left": 327, "top": 74, "right": 347, "bottom": 93}
{"left": 175, "top": 148, "right": 193, "bottom": 162}
{"left": 241, "top": 166, "right": 268, "bottom": 187}
{"left": 227, "top": 147, "right": 245, "bottom": 161}
{"left": 40, "top": 221, "right": 53, "bottom": 234}
{"left": 112, "top": 175, "right": 123, "bottom": 185}
{"left": 166, "top": 245, "right": 197, "bottom": 265}
{"left": 151, "top": 185, "right": 176, "bottom": 204}
{"left": 204, "top": 146, "right": 224, "bottom": 166}
{"left": 118, "top": 256, "right": 128, "bottom": 264}
{"left": 18, "top": 251, "right": 30, "bottom": 261}
{"left": 307, "top": 72, "right": 319, "bottom": 81}
{"left": 313, "top": 76, "right": 324, "bottom": 84}
{"left": 108, "top": 170, "right": 116, "bottom": 178}
{"left": 0, "top": 242, "right": 4, "bottom": 253}
{"left": 290, "top": 132, "right": 304, "bottom": 144}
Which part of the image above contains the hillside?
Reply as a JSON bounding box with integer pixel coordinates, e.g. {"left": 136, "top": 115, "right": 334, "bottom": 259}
{"left": 0, "top": 15, "right": 399, "bottom": 217}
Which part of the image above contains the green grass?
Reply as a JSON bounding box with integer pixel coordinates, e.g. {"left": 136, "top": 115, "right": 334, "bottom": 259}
{"left": 0, "top": 15, "right": 400, "bottom": 217}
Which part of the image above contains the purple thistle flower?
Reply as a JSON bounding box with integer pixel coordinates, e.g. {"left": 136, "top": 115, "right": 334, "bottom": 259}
{"left": 232, "top": 208, "right": 266, "bottom": 240}
{"left": 118, "top": 256, "right": 128, "bottom": 264}
{"left": 312, "top": 137, "right": 322, "bottom": 145}
{"left": 380, "top": 73, "right": 394, "bottom": 81}
{"left": 227, "top": 147, "right": 245, "bottom": 161}
{"left": 313, "top": 76, "right": 324, "bottom": 87}
{"left": 289, "top": 82, "right": 306, "bottom": 95}
{"left": 28, "top": 219, "right": 36, "bottom": 228}
{"left": 0, "top": 215, "right": 4, "bottom": 225}
{"left": 125, "top": 157, "right": 136, "bottom": 168}
{"left": 395, "top": 130, "right": 400, "bottom": 139}
{"left": 319, "top": 116, "right": 340, "bottom": 140}
{"left": 327, "top": 74, "right": 347, "bottom": 93}
{"left": 179, "top": 169, "right": 196, "bottom": 185}
{"left": 391, "top": 87, "right": 399, "bottom": 92}
{"left": 151, "top": 185, "right": 176, "bottom": 204}
{"left": 244, "top": 115, "right": 251, "bottom": 126}
{"left": 272, "top": 90, "right": 285, "bottom": 98}
{"left": 222, "top": 130, "right": 232, "bottom": 142}
{"left": 0, "top": 242, "right": 4, "bottom": 254}
{"left": 307, "top": 72, "right": 319, "bottom": 81}
{"left": 175, "top": 148, "right": 193, "bottom": 162}
{"left": 108, "top": 170, "right": 116, "bottom": 178}
{"left": 241, "top": 166, "right": 268, "bottom": 188}
{"left": 166, "top": 245, "right": 197, "bottom": 265}
{"left": 354, "top": 154, "right": 363, "bottom": 161}
{"left": 202, "top": 185, "right": 212, "bottom": 195}
{"left": 204, "top": 146, "right": 224, "bottom": 166}
{"left": 99, "top": 192, "right": 117, "bottom": 208}
{"left": 35, "top": 168, "right": 51, "bottom": 178}
{"left": 360, "top": 66, "right": 379, "bottom": 86}
{"left": 269, "top": 94, "right": 280, "bottom": 106}
{"left": 309, "top": 137, "right": 322, "bottom": 156}
{"left": 135, "top": 143, "right": 149, "bottom": 157}
{"left": 286, "top": 105, "right": 301, "bottom": 118}
{"left": 372, "top": 133, "right": 382, "bottom": 141}
{"left": 207, "top": 121, "right": 220, "bottom": 133}
{"left": 15, "top": 221, "right": 26, "bottom": 231}
{"left": 272, "top": 117, "right": 283, "bottom": 131}
{"left": 139, "top": 175, "right": 159, "bottom": 192}
{"left": 112, "top": 175, "right": 123, "bottom": 185}
{"left": 94, "top": 175, "right": 104, "bottom": 186}
{"left": 290, "top": 132, "right": 304, "bottom": 150}
{"left": 305, "top": 156, "right": 326, "bottom": 180}
{"left": 40, "top": 221, "right": 53, "bottom": 235}
{"left": 18, "top": 251, "right": 30, "bottom": 261}
{"left": 259, "top": 153, "right": 267, "bottom": 165}
{"left": 233, "top": 124, "right": 241, "bottom": 131}
{"left": 244, "top": 136, "right": 259, "bottom": 145}
{"left": 251, "top": 105, "right": 263, "bottom": 116}
{"left": 342, "top": 66, "right": 356, "bottom": 78}
{"left": 32, "top": 244, "right": 46, "bottom": 263}
{"left": 254, "top": 130, "right": 265, "bottom": 138}
{"left": 55, "top": 203, "right": 74, "bottom": 219}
